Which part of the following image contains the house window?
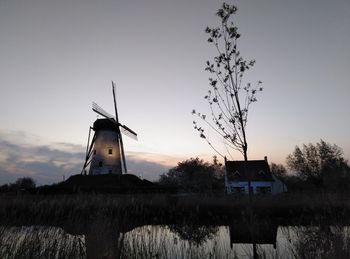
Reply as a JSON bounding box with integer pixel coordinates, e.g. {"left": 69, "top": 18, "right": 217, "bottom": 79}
{"left": 99, "top": 161, "right": 103, "bottom": 167}
{"left": 231, "top": 187, "right": 245, "bottom": 194}
{"left": 256, "top": 186, "right": 271, "bottom": 194}
{"left": 108, "top": 148, "right": 113, "bottom": 155}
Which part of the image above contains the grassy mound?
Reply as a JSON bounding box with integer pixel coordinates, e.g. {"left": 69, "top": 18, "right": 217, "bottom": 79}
{"left": 33, "top": 174, "right": 164, "bottom": 194}
{"left": 62, "top": 174, "right": 154, "bottom": 188}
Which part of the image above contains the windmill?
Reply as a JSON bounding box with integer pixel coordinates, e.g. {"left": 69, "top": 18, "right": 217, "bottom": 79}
{"left": 81, "top": 81, "right": 137, "bottom": 175}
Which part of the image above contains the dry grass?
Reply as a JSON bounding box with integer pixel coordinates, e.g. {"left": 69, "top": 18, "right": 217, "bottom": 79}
{"left": 1, "top": 192, "right": 350, "bottom": 226}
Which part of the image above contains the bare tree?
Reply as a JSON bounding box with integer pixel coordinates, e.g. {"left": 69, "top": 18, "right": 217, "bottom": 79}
{"left": 192, "top": 3, "right": 262, "bottom": 197}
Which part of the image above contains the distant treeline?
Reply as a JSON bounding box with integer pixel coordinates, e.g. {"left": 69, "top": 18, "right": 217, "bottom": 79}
{"left": 0, "top": 177, "right": 36, "bottom": 193}
{"left": 159, "top": 140, "right": 350, "bottom": 193}
{"left": 272, "top": 140, "right": 350, "bottom": 192}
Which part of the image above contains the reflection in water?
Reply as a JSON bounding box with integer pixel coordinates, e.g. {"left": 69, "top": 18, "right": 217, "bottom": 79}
{"left": 229, "top": 221, "right": 277, "bottom": 247}
{"left": 1, "top": 223, "right": 350, "bottom": 258}
{"left": 168, "top": 224, "right": 219, "bottom": 245}
{"left": 285, "top": 226, "right": 350, "bottom": 259}
{"left": 0, "top": 226, "right": 85, "bottom": 259}
{"left": 122, "top": 225, "right": 232, "bottom": 258}
{"left": 85, "top": 219, "right": 123, "bottom": 259}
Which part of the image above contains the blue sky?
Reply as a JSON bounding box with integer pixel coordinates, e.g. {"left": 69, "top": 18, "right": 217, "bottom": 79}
{"left": 0, "top": 0, "right": 349, "bottom": 184}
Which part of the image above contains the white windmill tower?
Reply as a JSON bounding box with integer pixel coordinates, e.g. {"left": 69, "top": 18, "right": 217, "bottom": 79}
{"left": 81, "top": 81, "right": 137, "bottom": 175}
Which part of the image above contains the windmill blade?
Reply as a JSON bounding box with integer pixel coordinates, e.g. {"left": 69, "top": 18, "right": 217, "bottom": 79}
{"left": 112, "top": 81, "right": 120, "bottom": 124}
{"left": 92, "top": 102, "right": 115, "bottom": 120}
{"left": 118, "top": 131, "right": 128, "bottom": 174}
{"left": 120, "top": 124, "right": 138, "bottom": 140}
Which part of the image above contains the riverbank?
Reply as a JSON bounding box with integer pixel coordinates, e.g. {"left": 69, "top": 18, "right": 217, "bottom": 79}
{"left": 1, "top": 192, "right": 350, "bottom": 228}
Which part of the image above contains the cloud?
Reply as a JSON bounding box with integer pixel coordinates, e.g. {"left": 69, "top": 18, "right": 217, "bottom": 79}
{"left": 125, "top": 157, "right": 170, "bottom": 181}
{"left": 0, "top": 132, "right": 84, "bottom": 185}
{"left": 0, "top": 130, "right": 179, "bottom": 185}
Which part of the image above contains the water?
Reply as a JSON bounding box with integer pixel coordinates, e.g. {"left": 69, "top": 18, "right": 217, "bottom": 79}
{"left": 1, "top": 223, "right": 349, "bottom": 258}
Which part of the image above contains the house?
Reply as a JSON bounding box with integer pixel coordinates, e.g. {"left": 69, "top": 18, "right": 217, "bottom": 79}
{"left": 224, "top": 156, "right": 287, "bottom": 195}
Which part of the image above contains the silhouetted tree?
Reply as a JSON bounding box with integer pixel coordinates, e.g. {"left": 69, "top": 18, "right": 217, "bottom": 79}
{"left": 159, "top": 158, "right": 217, "bottom": 193}
{"left": 286, "top": 140, "right": 350, "bottom": 189}
{"left": 0, "top": 184, "right": 10, "bottom": 193}
{"left": 270, "top": 163, "right": 303, "bottom": 190}
{"left": 0, "top": 177, "right": 36, "bottom": 193}
{"left": 211, "top": 155, "right": 225, "bottom": 190}
{"left": 270, "top": 163, "right": 288, "bottom": 179}
{"left": 14, "top": 177, "right": 36, "bottom": 189}
{"left": 192, "top": 3, "right": 262, "bottom": 197}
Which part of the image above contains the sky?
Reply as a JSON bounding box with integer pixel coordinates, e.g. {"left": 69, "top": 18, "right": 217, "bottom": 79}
{"left": 0, "top": 0, "right": 349, "bottom": 185}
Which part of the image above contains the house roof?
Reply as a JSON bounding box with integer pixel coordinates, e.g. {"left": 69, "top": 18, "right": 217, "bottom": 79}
{"left": 225, "top": 159, "right": 273, "bottom": 182}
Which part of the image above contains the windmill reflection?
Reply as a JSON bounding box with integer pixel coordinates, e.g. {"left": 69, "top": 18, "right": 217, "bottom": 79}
{"left": 84, "top": 220, "right": 124, "bottom": 259}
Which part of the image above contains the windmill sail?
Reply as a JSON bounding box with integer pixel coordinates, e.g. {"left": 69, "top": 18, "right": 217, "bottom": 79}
{"left": 92, "top": 102, "right": 115, "bottom": 120}
{"left": 120, "top": 124, "right": 138, "bottom": 140}
{"left": 112, "top": 81, "right": 127, "bottom": 173}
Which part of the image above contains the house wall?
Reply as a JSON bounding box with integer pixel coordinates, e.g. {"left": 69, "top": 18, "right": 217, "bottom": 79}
{"left": 226, "top": 178, "right": 287, "bottom": 195}
{"left": 271, "top": 174, "right": 287, "bottom": 194}
{"left": 225, "top": 181, "right": 273, "bottom": 194}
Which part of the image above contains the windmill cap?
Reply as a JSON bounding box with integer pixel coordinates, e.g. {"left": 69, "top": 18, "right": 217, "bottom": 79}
{"left": 93, "top": 119, "right": 118, "bottom": 131}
